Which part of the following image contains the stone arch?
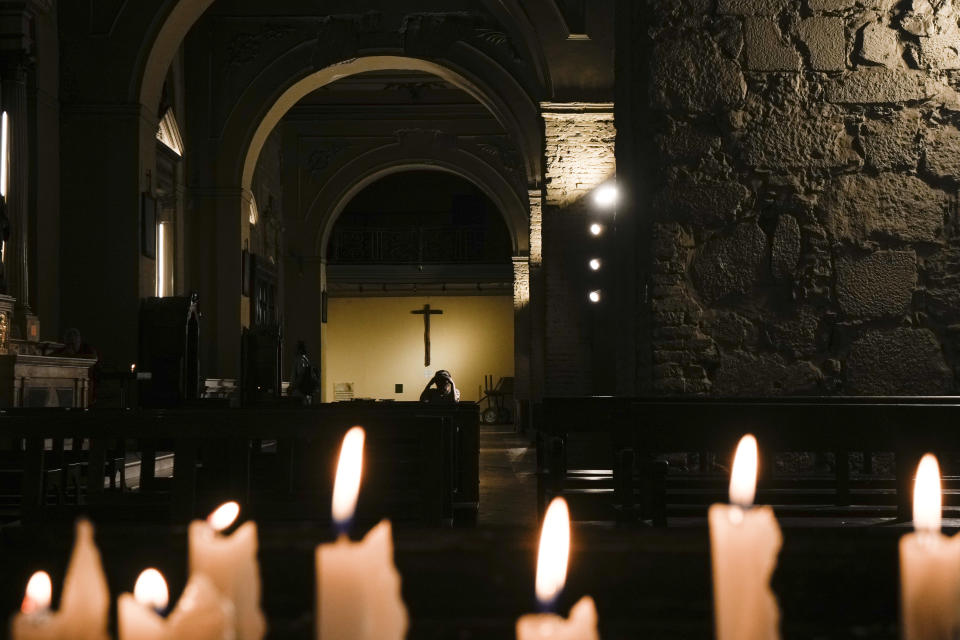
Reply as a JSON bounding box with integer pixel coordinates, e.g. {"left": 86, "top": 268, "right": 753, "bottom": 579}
{"left": 307, "top": 143, "right": 529, "bottom": 259}
{"left": 136, "top": 2, "right": 545, "bottom": 186}
{"left": 220, "top": 53, "right": 541, "bottom": 193}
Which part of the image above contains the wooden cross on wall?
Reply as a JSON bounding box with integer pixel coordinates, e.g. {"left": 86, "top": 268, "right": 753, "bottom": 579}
{"left": 411, "top": 303, "right": 443, "bottom": 367}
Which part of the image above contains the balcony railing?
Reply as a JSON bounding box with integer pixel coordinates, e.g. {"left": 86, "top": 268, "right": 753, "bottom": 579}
{"left": 329, "top": 225, "right": 507, "bottom": 264}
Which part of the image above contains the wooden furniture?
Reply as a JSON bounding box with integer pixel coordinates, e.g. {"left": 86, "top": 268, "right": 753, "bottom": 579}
{"left": 539, "top": 396, "right": 960, "bottom": 526}
{"left": 0, "top": 401, "right": 479, "bottom": 526}
{"left": 138, "top": 294, "right": 200, "bottom": 407}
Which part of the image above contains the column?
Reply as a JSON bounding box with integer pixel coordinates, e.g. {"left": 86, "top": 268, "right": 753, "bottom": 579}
{"left": 187, "top": 187, "right": 246, "bottom": 380}
{"left": 1, "top": 57, "right": 35, "bottom": 339}
{"left": 512, "top": 255, "right": 531, "bottom": 428}
{"left": 528, "top": 188, "right": 545, "bottom": 408}
{"left": 540, "top": 102, "right": 616, "bottom": 396}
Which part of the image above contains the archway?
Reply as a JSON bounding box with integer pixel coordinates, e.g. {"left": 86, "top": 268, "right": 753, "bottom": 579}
{"left": 310, "top": 146, "right": 529, "bottom": 258}
{"left": 193, "top": 52, "right": 537, "bottom": 384}
{"left": 319, "top": 170, "right": 516, "bottom": 407}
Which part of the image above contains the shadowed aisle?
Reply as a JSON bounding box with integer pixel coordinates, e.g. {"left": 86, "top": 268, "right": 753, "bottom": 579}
{"left": 478, "top": 424, "right": 537, "bottom": 527}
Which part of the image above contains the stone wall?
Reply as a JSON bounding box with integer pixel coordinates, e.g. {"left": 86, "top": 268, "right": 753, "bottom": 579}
{"left": 541, "top": 105, "right": 616, "bottom": 395}
{"left": 642, "top": 0, "right": 960, "bottom": 395}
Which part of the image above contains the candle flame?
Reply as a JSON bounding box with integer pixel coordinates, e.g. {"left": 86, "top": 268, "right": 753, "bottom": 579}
{"left": 207, "top": 500, "right": 240, "bottom": 532}
{"left": 332, "top": 426, "right": 365, "bottom": 527}
{"left": 134, "top": 568, "right": 169, "bottom": 611}
{"left": 21, "top": 571, "right": 52, "bottom": 614}
{"left": 535, "top": 497, "right": 571, "bottom": 606}
{"left": 914, "top": 453, "right": 942, "bottom": 535}
{"left": 729, "top": 434, "right": 759, "bottom": 508}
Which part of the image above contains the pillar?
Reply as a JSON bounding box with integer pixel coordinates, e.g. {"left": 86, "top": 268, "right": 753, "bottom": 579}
{"left": 187, "top": 187, "right": 246, "bottom": 380}
{"left": 528, "top": 188, "right": 545, "bottom": 407}
{"left": 512, "top": 255, "right": 531, "bottom": 427}
{"left": 540, "top": 102, "right": 616, "bottom": 396}
{"left": 1, "top": 58, "right": 34, "bottom": 338}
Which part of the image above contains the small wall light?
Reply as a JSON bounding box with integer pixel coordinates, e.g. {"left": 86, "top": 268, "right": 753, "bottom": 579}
{"left": 588, "top": 290, "right": 601, "bottom": 303}
{"left": 593, "top": 184, "right": 618, "bottom": 208}
{"left": 589, "top": 223, "right": 603, "bottom": 236}
{"left": 589, "top": 258, "right": 601, "bottom": 271}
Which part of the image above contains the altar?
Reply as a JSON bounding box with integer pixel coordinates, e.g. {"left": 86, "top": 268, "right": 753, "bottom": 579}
{"left": 0, "top": 353, "right": 92, "bottom": 407}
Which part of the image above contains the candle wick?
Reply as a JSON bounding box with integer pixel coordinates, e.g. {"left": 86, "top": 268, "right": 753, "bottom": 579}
{"left": 728, "top": 505, "right": 745, "bottom": 525}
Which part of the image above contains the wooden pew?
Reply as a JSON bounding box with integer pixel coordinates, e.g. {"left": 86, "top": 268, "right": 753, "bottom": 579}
{"left": 538, "top": 396, "right": 960, "bottom": 525}
{"left": 0, "top": 401, "right": 479, "bottom": 527}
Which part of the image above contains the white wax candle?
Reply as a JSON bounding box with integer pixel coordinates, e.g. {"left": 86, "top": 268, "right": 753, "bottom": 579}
{"left": 316, "top": 520, "right": 408, "bottom": 640}
{"left": 709, "top": 435, "right": 782, "bottom": 640}
{"left": 11, "top": 520, "right": 110, "bottom": 640}
{"left": 188, "top": 502, "right": 266, "bottom": 640}
{"left": 315, "top": 426, "right": 408, "bottom": 640}
{"left": 516, "top": 596, "right": 599, "bottom": 640}
{"left": 900, "top": 454, "right": 960, "bottom": 640}
{"left": 118, "top": 570, "right": 234, "bottom": 640}
{"left": 515, "top": 497, "right": 599, "bottom": 640}
{"left": 10, "top": 572, "right": 58, "bottom": 640}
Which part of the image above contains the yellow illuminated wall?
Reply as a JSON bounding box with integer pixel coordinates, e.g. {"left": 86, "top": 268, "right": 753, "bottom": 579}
{"left": 324, "top": 296, "right": 514, "bottom": 402}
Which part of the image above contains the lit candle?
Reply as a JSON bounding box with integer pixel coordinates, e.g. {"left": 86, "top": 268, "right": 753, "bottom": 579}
{"left": 117, "top": 568, "right": 235, "bottom": 640}
{"left": 188, "top": 501, "right": 266, "bottom": 640}
{"left": 709, "top": 434, "right": 782, "bottom": 640}
{"left": 10, "top": 572, "right": 56, "bottom": 640}
{"left": 316, "top": 426, "right": 408, "bottom": 640}
{"left": 515, "top": 497, "right": 599, "bottom": 640}
{"left": 10, "top": 519, "right": 110, "bottom": 640}
{"left": 900, "top": 454, "right": 960, "bottom": 640}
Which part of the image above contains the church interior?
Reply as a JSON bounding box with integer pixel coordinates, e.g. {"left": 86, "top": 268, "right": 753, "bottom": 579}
{"left": 4, "top": 0, "right": 960, "bottom": 638}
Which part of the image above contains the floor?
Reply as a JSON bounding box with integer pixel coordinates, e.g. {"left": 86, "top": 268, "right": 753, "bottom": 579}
{"left": 477, "top": 423, "right": 537, "bottom": 527}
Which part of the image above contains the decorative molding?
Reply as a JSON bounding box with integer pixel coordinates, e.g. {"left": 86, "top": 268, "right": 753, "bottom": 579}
{"left": 225, "top": 24, "right": 297, "bottom": 70}
{"left": 540, "top": 101, "right": 615, "bottom": 114}
{"left": 394, "top": 128, "right": 457, "bottom": 151}
{"left": 305, "top": 142, "right": 348, "bottom": 179}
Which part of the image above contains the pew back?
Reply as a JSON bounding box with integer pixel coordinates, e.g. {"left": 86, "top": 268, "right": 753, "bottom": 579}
{"left": 539, "top": 397, "right": 960, "bottom": 525}
{"left": 0, "top": 402, "right": 479, "bottom": 527}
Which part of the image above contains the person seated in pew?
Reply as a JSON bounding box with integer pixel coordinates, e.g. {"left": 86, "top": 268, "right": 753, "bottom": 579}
{"left": 290, "top": 340, "right": 319, "bottom": 404}
{"left": 420, "top": 369, "right": 460, "bottom": 403}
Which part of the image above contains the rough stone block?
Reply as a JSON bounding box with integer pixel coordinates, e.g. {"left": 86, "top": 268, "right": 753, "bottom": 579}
{"left": 809, "top": 0, "right": 858, "bottom": 11}
{"left": 651, "top": 34, "right": 746, "bottom": 112}
{"left": 836, "top": 250, "right": 917, "bottom": 318}
{"left": 917, "top": 34, "right": 960, "bottom": 69}
{"left": 924, "top": 247, "right": 960, "bottom": 322}
{"left": 712, "top": 351, "right": 822, "bottom": 395}
{"left": 825, "top": 69, "right": 933, "bottom": 103}
{"left": 718, "top": 0, "right": 790, "bottom": 15}
{"left": 767, "top": 310, "right": 821, "bottom": 358}
{"left": 705, "top": 311, "right": 759, "bottom": 348}
{"left": 652, "top": 177, "right": 750, "bottom": 227}
{"left": 739, "top": 116, "right": 854, "bottom": 169}
{"left": 924, "top": 125, "right": 960, "bottom": 182}
{"left": 691, "top": 222, "right": 768, "bottom": 303}
{"left": 846, "top": 328, "right": 952, "bottom": 394}
{"left": 744, "top": 18, "right": 802, "bottom": 71}
{"left": 821, "top": 173, "right": 946, "bottom": 243}
{"left": 655, "top": 121, "right": 722, "bottom": 162}
{"left": 860, "top": 109, "right": 920, "bottom": 170}
{"left": 858, "top": 22, "right": 900, "bottom": 67}
{"left": 771, "top": 214, "right": 801, "bottom": 280}
{"left": 798, "top": 17, "right": 846, "bottom": 71}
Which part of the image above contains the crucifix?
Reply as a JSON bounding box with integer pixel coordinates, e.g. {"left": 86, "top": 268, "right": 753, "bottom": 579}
{"left": 411, "top": 303, "right": 443, "bottom": 367}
